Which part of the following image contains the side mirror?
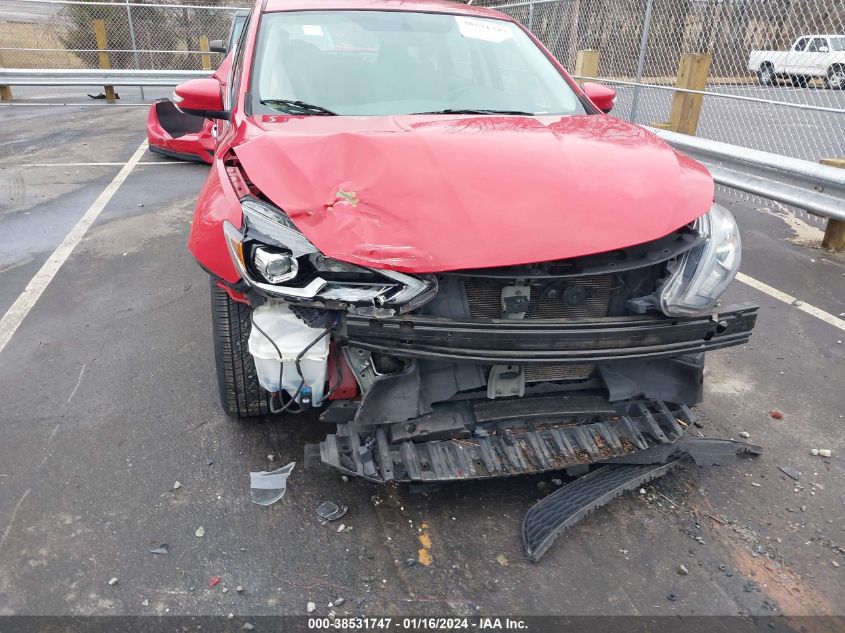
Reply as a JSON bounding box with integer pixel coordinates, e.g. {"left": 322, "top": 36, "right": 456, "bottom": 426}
{"left": 582, "top": 82, "right": 616, "bottom": 114}
{"left": 819, "top": 46, "right": 829, "bottom": 52}
{"left": 209, "top": 39, "right": 227, "bottom": 54}
{"left": 173, "top": 77, "right": 229, "bottom": 119}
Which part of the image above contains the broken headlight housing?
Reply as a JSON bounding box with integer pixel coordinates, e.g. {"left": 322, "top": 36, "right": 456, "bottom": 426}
{"left": 657, "top": 203, "right": 741, "bottom": 317}
{"left": 223, "top": 196, "right": 436, "bottom": 316}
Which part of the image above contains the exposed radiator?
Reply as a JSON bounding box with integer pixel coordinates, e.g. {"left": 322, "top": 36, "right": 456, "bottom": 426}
{"left": 483, "top": 363, "right": 597, "bottom": 383}
{"left": 524, "top": 364, "right": 596, "bottom": 382}
{"left": 463, "top": 274, "right": 617, "bottom": 320}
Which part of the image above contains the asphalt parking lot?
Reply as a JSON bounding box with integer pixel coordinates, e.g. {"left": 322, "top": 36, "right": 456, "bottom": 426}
{"left": 0, "top": 102, "right": 844, "bottom": 619}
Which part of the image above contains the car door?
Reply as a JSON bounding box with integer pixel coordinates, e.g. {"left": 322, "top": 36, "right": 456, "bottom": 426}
{"left": 803, "top": 37, "right": 829, "bottom": 74}
{"left": 782, "top": 37, "right": 809, "bottom": 73}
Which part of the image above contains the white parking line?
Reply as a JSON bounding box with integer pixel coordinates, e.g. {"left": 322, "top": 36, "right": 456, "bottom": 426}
{"left": 0, "top": 140, "right": 149, "bottom": 356}
{"left": 737, "top": 272, "right": 845, "bottom": 332}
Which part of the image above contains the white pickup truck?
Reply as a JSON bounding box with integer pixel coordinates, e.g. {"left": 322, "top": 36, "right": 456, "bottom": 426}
{"left": 748, "top": 34, "right": 845, "bottom": 89}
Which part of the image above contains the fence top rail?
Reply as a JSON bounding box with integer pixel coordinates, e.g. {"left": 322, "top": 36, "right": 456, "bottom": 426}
{"left": 573, "top": 75, "right": 845, "bottom": 116}
{"left": 0, "top": 48, "right": 220, "bottom": 55}
{"left": 7, "top": 0, "right": 245, "bottom": 10}
{"left": 0, "top": 68, "right": 209, "bottom": 75}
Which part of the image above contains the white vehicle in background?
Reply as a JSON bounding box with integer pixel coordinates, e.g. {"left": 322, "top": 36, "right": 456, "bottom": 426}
{"left": 748, "top": 34, "right": 845, "bottom": 89}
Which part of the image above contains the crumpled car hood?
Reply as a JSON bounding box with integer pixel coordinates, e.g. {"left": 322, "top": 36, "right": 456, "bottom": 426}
{"left": 233, "top": 114, "right": 713, "bottom": 273}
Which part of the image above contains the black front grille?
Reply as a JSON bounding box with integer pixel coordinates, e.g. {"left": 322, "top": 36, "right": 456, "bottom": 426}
{"left": 463, "top": 274, "right": 617, "bottom": 320}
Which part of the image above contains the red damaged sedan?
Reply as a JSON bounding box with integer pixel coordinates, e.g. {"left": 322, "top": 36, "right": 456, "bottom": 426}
{"left": 146, "top": 11, "right": 248, "bottom": 163}
{"left": 175, "top": 0, "right": 758, "bottom": 554}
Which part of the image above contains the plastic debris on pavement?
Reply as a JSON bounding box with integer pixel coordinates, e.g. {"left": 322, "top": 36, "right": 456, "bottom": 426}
{"left": 149, "top": 544, "right": 169, "bottom": 555}
{"left": 316, "top": 501, "right": 348, "bottom": 521}
{"left": 250, "top": 462, "right": 295, "bottom": 506}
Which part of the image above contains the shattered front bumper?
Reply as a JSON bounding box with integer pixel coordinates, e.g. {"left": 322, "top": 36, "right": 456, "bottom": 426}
{"left": 312, "top": 303, "right": 757, "bottom": 483}
{"left": 319, "top": 397, "right": 691, "bottom": 482}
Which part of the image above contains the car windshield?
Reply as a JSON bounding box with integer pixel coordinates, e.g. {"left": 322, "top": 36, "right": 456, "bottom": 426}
{"left": 829, "top": 37, "right": 845, "bottom": 51}
{"left": 251, "top": 10, "right": 586, "bottom": 116}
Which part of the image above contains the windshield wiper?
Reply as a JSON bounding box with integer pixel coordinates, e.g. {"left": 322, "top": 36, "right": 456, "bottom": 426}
{"left": 259, "top": 99, "right": 336, "bottom": 115}
{"left": 412, "top": 108, "right": 534, "bottom": 116}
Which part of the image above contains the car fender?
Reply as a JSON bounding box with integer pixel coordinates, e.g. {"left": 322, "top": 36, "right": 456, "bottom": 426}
{"left": 188, "top": 158, "right": 243, "bottom": 283}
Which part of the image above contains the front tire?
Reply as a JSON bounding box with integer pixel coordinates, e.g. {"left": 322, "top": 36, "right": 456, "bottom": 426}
{"left": 825, "top": 65, "right": 845, "bottom": 89}
{"left": 210, "top": 278, "right": 270, "bottom": 418}
{"left": 757, "top": 63, "right": 775, "bottom": 86}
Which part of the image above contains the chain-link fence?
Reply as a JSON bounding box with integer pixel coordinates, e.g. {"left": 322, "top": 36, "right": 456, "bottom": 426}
{"left": 0, "top": 0, "right": 250, "bottom": 71}
{"left": 482, "top": 0, "right": 845, "bottom": 162}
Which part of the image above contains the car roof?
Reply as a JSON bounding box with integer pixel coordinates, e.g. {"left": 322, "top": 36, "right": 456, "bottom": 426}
{"left": 262, "top": 0, "right": 512, "bottom": 21}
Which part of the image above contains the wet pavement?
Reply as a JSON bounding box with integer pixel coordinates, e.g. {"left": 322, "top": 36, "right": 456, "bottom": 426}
{"left": 0, "top": 104, "right": 844, "bottom": 617}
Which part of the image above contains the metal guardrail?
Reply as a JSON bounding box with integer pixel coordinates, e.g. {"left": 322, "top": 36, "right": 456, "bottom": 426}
{"left": 0, "top": 68, "right": 209, "bottom": 87}
{"left": 649, "top": 127, "right": 845, "bottom": 222}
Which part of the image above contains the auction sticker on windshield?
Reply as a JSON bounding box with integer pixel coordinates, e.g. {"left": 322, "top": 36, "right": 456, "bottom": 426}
{"left": 455, "top": 16, "right": 512, "bottom": 42}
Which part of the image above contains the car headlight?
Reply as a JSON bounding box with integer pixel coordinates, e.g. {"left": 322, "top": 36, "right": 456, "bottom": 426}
{"left": 223, "top": 196, "right": 437, "bottom": 316}
{"left": 657, "top": 203, "right": 741, "bottom": 317}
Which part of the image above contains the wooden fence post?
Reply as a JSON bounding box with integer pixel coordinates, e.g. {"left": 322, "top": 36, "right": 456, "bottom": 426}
{"left": 820, "top": 158, "right": 845, "bottom": 251}
{"left": 199, "top": 36, "right": 211, "bottom": 71}
{"left": 0, "top": 49, "right": 12, "bottom": 102}
{"left": 654, "top": 53, "right": 712, "bottom": 136}
{"left": 574, "top": 49, "right": 600, "bottom": 85}
{"left": 93, "top": 19, "right": 116, "bottom": 103}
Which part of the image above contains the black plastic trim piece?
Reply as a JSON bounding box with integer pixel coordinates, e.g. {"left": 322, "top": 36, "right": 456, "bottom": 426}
{"left": 522, "top": 461, "right": 681, "bottom": 562}
{"left": 148, "top": 144, "right": 209, "bottom": 164}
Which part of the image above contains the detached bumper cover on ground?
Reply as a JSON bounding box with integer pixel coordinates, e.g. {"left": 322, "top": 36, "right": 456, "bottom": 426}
{"left": 522, "top": 435, "right": 761, "bottom": 561}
